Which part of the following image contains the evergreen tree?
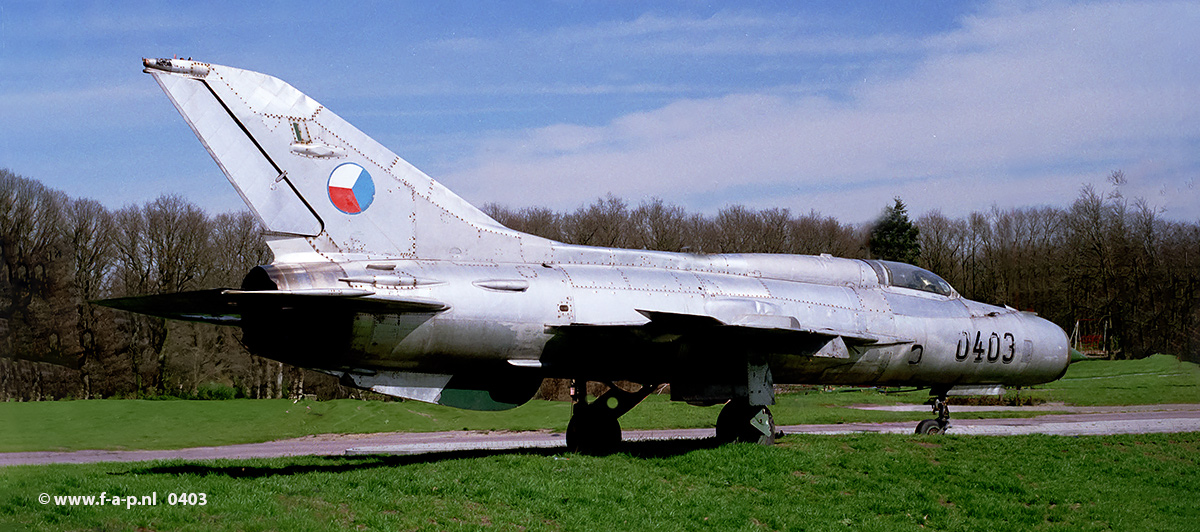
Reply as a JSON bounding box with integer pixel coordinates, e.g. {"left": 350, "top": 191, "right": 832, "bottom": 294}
{"left": 869, "top": 197, "right": 921, "bottom": 264}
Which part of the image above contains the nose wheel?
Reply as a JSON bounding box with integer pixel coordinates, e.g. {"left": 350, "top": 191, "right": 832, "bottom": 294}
{"left": 915, "top": 394, "right": 950, "bottom": 434}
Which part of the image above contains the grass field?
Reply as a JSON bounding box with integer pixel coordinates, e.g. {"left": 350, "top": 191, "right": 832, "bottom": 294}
{"left": 1, "top": 355, "right": 1196, "bottom": 453}
{"left": 0, "top": 391, "right": 1016, "bottom": 453}
{"left": 1042, "top": 354, "right": 1200, "bottom": 405}
{"left": 1, "top": 432, "right": 1197, "bottom": 531}
{"left": 1, "top": 356, "right": 1197, "bottom": 531}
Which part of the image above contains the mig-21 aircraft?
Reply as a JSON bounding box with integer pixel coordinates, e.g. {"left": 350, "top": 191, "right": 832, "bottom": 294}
{"left": 101, "top": 58, "right": 1073, "bottom": 453}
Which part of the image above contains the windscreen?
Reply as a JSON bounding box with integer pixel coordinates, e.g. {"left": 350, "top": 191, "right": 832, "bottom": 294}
{"left": 875, "top": 260, "right": 955, "bottom": 297}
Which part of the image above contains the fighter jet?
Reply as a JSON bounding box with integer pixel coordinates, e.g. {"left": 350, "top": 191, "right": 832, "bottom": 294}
{"left": 102, "top": 58, "right": 1072, "bottom": 453}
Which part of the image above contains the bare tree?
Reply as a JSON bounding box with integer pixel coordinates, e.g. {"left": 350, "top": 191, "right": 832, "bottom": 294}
{"left": 564, "top": 195, "right": 631, "bottom": 248}
{"left": 210, "top": 211, "right": 271, "bottom": 286}
{"left": 714, "top": 205, "right": 765, "bottom": 253}
{"left": 917, "top": 210, "right": 964, "bottom": 284}
{"left": 790, "top": 211, "right": 863, "bottom": 258}
{"left": 62, "top": 198, "right": 115, "bottom": 398}
{"left": 629, "top": 198, "right": 690, "bottom": 252}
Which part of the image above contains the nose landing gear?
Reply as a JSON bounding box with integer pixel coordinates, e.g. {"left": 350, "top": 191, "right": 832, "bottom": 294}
{"left": 915, "top": 393, "right": 950, "bottom": 434}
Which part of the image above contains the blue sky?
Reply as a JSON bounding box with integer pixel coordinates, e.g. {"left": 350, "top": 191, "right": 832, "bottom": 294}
{"left": 2, "top": 0, "right": 1197, "bottom": 223}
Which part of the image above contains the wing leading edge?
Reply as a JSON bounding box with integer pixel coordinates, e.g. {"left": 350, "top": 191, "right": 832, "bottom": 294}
{"left": 550, "top": 309, "right": 912, "bottom": 360}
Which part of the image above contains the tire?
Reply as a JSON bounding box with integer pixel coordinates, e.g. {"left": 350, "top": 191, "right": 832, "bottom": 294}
{"left": 717, "top": 398, "right": 776, "bottom": 445}
{"left": 915, "top": 419, "right": 944, "bottom": 435}
{"left": 566, "top": 410, "right": 621, "bottom": 455}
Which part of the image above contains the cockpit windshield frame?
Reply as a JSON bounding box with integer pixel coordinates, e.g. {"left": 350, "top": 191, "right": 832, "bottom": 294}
{"left": 867, "top": 260, "right": 957, "bottom": 298}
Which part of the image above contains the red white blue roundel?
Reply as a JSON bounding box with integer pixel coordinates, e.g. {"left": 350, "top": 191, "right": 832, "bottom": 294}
{"left": 327, "top": 163, "right": 375, "bottom": 215}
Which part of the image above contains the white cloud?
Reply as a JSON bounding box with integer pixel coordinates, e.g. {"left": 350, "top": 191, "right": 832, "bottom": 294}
{"left": 441, "top": 1, "right": 1200, "bottom": 222}
{"left": 421, "top": 11, "right": 922, "bottom": 75}
{"left": 539, "top": 12, "right": 920, "bottom": 57}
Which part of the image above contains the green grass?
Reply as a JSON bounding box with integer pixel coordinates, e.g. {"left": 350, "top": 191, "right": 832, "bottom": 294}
{"left": 0, "top": 394, "right": 1034, "bottom": 454}
{"left": 1, "top": 355, "right": 1195, "bottom": 453}
{"left": 1, "top": 432, "right": 1197, "bottom": 531}
{"left": 0, "top": 398, "right": 573, "bottom": 453}
{"left": 1042, "top": 354, "right": 1200, "bottom": 405}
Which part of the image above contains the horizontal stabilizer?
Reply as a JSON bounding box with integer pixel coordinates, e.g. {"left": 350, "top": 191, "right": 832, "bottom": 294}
{"left": 94, "top": 289, "right": 240, "bottom": 325}
{"left": 225, "top": 288, "right": 375, "bottom": 297}
{"left": 94, "top": 289, "right": 449, "bottom": 325}
{"left": 230, "top": 289, "right": 449, "bottom": 314}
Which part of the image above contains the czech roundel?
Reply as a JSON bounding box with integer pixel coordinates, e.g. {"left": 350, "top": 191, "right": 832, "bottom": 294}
{"left": 327, "top": 163, "right": 375, "bottom": 215}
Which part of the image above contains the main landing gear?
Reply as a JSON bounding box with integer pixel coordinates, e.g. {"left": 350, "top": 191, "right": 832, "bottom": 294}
{"left": 715, "top": 397, "right": 776, "bottom": 445}
{"left": 915, "top": 392, "right": 950, "bottom": 434}
{"left": 566, "top": 380, "right": 658, "bottom": 455}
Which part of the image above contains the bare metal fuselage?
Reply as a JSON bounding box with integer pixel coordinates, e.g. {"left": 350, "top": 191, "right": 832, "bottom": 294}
{"left": 242, "top": 245, "right": 1069, "bottom": 396}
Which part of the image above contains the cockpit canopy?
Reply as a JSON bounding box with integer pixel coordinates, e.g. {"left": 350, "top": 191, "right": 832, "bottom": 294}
{"left": 868, "top": 260, "right": 956, "bottom": 297}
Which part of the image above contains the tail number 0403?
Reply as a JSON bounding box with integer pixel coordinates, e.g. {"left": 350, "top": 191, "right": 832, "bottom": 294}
{"left": 955, "top": 331, "right": 1016, "bottom": 363}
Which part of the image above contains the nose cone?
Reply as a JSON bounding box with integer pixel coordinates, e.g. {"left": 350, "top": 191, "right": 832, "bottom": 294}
{"left": 1026, "top": 313, "right": 1071, "bottom": 384}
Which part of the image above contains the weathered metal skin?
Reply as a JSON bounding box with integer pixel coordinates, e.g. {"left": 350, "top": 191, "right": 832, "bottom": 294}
{"left": 122, "top": 58, "right": 1071, "bottom": 421}
{"left": 237, "top": 250, "right": 1069, "bottom": 392}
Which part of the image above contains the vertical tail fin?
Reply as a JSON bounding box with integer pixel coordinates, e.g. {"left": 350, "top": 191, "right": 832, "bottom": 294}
{"left": 143, "top": 58, "right": 543, "bottom": 263}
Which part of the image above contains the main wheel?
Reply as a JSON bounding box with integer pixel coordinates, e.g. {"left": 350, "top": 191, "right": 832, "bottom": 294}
{"left": 716, "top": 398, "right": 776, "bottom": 445}
{"left": 915, "top": 419, "right": 946, "bottom": 435}
{"left": 566, "top": 410, "right": 621, "bottom": 454}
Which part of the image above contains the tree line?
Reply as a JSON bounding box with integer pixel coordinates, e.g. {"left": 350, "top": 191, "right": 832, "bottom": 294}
{"left": 0, "top": 168, "right": 324, "bottom": 401}
{"left": 2, "top": 168, "right": 1197, "bottom": 400}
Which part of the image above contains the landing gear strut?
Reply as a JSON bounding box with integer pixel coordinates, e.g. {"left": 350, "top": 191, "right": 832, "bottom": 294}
{"left": 566, "top": 380, "right": 658, "bottom": 454}
{"left": 915, "top": 392, "right": 950, "bottom": 434}
{"left": 716, "top": 398, "right": 776, "bottom": 445}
